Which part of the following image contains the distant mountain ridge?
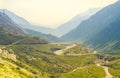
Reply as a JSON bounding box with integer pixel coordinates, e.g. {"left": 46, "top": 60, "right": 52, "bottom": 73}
{"left": 55, "top": 8, "right": 100, "bottom": 37}
{"left": 0, "top": 9, "right": 54, "bottom": 35}
{"left": 0, "top": 9, "right": 100, "bottom": 37}
{"left": 62, "top": 0, "right": 120, "bottom": 52}
{"left": 0, "top": 9, "right": 61, "bottom": 42}
{"left": 1, "top": 9, "right": 30, "bottom": 25}
{"left": 62, "top": 1, "right": 119, "bottom": 41}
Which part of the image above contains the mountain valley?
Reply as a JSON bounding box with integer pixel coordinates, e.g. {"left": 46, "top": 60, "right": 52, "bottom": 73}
{"left": 0, "top": 1, "right": 120, "bottom": 78}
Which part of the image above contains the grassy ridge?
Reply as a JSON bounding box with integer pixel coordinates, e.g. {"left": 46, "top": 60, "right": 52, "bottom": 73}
{"left": 14, "top": 36, "right": 49, "bottom": 45}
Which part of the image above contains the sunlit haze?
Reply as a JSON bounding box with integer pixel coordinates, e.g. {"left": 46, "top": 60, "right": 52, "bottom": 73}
{"left": 0, "top": 0, "right": 117, "bottom": 28}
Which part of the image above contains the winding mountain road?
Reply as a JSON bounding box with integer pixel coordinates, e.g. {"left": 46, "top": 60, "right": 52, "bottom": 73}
{"left": 96, "top": 64, "right": 113, "bottom": 78}
{"left": 103, "top": 66, "right": 113, "bottom": 78}
{"left": 54, "top": 44, "right": 113, "bottom": 78}
{"left": 54, "top": 44, "right": 76, "bottom": 55}
{"left": 11, "top": 37, "right": 28, "bottom": 45}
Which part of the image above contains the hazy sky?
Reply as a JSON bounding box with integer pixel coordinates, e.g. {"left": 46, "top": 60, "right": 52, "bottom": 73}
{"left": 0, "top": 0, "right": 117, "bottom": 28}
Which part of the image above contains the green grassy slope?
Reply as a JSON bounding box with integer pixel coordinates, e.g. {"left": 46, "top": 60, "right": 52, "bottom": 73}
{"left": 4, "top": 44, "right": 101, "bottom": 78}
{"left": 6, "top": 44, "right": 97, "bottom": 75}
{"left": 0, "top": 47, "right": 47, "bottom": 78}
{"left": 61, "top": 65, "right": 105, "bottom": 78}
{"left": 1, "top": 44, "right": 118, "bottom": 78}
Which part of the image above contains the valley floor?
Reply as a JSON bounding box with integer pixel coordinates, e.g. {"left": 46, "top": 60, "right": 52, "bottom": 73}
{"left": 0, "top": 43, "right": 120, "bottom": 78}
